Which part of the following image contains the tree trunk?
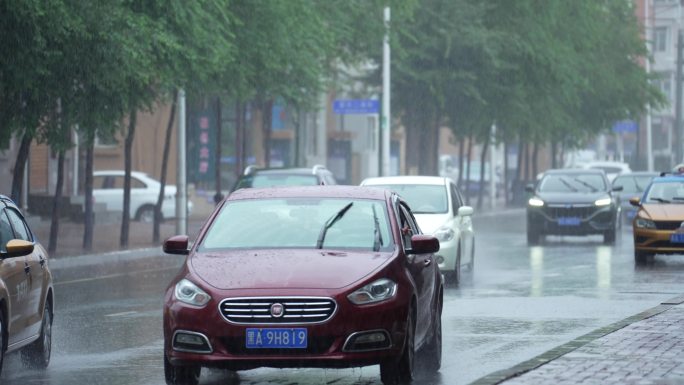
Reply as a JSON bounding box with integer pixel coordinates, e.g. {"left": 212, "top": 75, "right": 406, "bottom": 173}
{"left": 457, "top": 137, "right": 465, "bottom": 190}
{"left": 504, "top": 141, "right": 510, "bottom": 205}
{"left": 48, "top": 150, "right": 65, "bottom": 254}
{"left": 235, "top": 100, "right": 243, "bottom": 177}
{"left": 465, "top": 136, "right": 473, "bottom": 205}
{"left": 523, "top": 142, "right": 530, "bottom": 182}
{"left": 551, "top": 141, "right": 558, "bottom": 169}
{"left": 11, "top": 133, "right": 32, "bottom": 206}
{"left": 83, "top": 141, "right": 94, "bottom": 251}
{"left": 120, "top": 108, "right": 137, "bottom": 249}
{"left": 154, "top": 89, "right": 177, "bottom": 243}
{"left": 476, "top": 134, "right": 490, "bottom": 210}
{"left": 214, "top": 96, "right": 223, "bottom": 205}
{"left": 532, "top": 141, "right": 539, "bottom": 180}
{"left": 262, "top": 99, "right": 273, "bottom": 167}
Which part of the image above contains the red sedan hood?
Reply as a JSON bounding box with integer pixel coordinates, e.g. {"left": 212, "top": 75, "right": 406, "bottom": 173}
{"left": 190, "top": 249, "right": 393, "bottom": 290}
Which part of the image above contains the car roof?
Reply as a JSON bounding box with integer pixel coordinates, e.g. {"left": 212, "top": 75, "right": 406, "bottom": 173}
{"left": 361, "top": 176, "right": 449, "bottom": 186}
{"left": 227, "top": 185, "right": 390, "bottom": 201}
{"left": 582, "top": 161, "right": 631, "bottom": 168}
{"left": 94, "top": 170, "right": 149, "bottom": 178}
{"left": 652, "top": 174, "right": 684, "bottom": 183}
{"left": 613, "top": 171, "right": 659, "bottom": 177}
{"left": 544, "top": 168, "right": 606, "bottom": 175}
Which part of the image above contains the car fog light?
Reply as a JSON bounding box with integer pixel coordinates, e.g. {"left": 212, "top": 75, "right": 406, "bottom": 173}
{"left": 342, "top": 330, "right": 391, "bottom": 352}
{"left": 173, "top": 331, "right": 212, "bottom": 353}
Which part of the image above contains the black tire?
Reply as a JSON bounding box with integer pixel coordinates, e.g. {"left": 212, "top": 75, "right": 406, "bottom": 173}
{"left": 603, "top": 226, "right": 616, "bottom": 245}
{"left": 420, "top": 308, "right": 442, "bottom": 373}
{"left": 21, "top": 301, "right": 52, "bottom": 369}
{"left": 527, "top": 228, "right": 540, "bottom": 245}
{"left": 445, "top": 246, "right": 462, "bottom": 286}
{"left": 380, "top": 311, "right": 415, "bottom": 385}
{"left": 136, "top": 205, "right": 156, "bottom": 223}
{"left": 0, "top": 309, "right": 5, "bottom": 378}
{"left": 635, "top": 250, "right": 652, "bottom": 265}
{"left": 164, "top": 354, "right": 201, "bottom": 385}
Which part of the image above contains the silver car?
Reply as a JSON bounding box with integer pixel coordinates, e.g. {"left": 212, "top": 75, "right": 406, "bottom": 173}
{"left": 361, "top": 176, "right": 474, "bottom": 285}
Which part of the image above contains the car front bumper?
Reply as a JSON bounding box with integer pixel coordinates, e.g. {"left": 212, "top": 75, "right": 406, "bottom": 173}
{"left": 164, "top": 291, "right": 410, "bottom": 371}
{"left": 435, "top": 237, "right": 458, "bottom": 272}
{"left": 634, "top": 228, "right": 684, "bottom": 255}
{"left": 527, "top": 205, "right": 616, "bottom": 235}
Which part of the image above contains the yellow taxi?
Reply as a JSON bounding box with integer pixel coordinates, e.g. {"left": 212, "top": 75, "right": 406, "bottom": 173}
{"left": 631, "top": 173, "right": 684, "bottom": 264}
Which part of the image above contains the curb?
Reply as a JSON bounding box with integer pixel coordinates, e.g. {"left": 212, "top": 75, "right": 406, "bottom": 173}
{"left": 470, "top": 295, "right": 684, "bottom": 385}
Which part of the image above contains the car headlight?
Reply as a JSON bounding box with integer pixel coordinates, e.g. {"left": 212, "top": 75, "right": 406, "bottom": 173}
{"left": 594, "top": 197, "right": 612, "bottom": 207}
{"left": 175, "top": 279, "right": 211, "bottom": 306}
{"left": 434, "top": 226, "right": 455, "bottom": 242}
{"left": 634, "top": 218, "right": 656, "bottom": 229}
{"left": 528, "top": 197, "right": 544, "bottom": 207}
{"left": 347, "top": 278, "right": 397, "bottom": 305}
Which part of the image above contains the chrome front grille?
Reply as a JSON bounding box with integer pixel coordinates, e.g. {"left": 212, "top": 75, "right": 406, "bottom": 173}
{"left": 543, "top": 204, "right": 596, "bottom": 220}
{"left": 219, "top": 297, "right": 336, "bottom": 324}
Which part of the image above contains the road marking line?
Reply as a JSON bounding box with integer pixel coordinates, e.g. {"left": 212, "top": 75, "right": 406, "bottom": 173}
{"left": 105, "top": 311, "right": 138, "bottom": 317}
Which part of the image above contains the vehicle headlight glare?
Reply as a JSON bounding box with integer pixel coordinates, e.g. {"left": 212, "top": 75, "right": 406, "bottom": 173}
{"left": 635, "top": 218, "right": 656, "bottom": 229}
{"left": 434, "top": 226, "right": 455, "bottom": 242}
{"left": 348, "top": 278, "right": 397, "bottom": 305}
{"left": 175, "top": 279, "right": 211, "bottom": 306}
{"left": 594, "top": 198, "right": 612, "bottom": 207}
{"left": 528, "top": 197, "right": 544, "bottom": 207}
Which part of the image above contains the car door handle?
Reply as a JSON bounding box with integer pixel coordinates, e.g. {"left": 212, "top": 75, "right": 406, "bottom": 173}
{"left": 24, "top": 265, "right": 30, "bottom": 274}
{"left": 424, "top": 257, "right": 432, "bottom": 267}
{"left": 39, "top": 255, "right": 46, "bottom": 267}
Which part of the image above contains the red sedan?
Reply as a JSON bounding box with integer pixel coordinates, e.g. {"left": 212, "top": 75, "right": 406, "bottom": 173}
{"left": 162, "top": 186, "right": 443, "bottom": 385}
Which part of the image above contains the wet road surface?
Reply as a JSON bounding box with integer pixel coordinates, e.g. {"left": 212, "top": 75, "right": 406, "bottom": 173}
{"left": 3, "top": 209, "right": 684, "bottom": 384}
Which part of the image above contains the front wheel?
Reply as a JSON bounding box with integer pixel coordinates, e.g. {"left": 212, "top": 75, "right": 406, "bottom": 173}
{"left": 420, "top": 309, "right": 442, "bottom": 373}
{"left": 21, "top": 301, "right": 52, "bottom": 369}
{"left": 603, "top": 226, "right": 616, "bottom": 245}
{"left": 635, "top": 250, "right": 652, "bottom": 265}
{"left": 527, "top": 228, "right": 541, "bottom": 245}
{"left": 444, "top": 246, "right": 461, "bottom": 286}
{"left": 380, "top": 311, "right": 415, "bottom": 385}
{"left": 136, "top": 205, "right": 156, "bottom": 223}
{"left": 164, "top": 354, "right": 201, "bottom": 385}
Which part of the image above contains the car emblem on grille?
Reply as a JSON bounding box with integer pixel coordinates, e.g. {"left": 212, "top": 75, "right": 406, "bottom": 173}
{"left": 270, "top": 303, "right": 284, "bottom": 318}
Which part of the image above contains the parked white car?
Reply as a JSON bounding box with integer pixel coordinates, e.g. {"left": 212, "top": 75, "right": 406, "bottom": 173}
{"left": 581, "top": 161, "right": 632, "bottom": 182}
{"left": 93, "top": 170, "right": 190, "bottom": 222}
{"left": 361, "top": 175, "right": 475, "bottom": 285}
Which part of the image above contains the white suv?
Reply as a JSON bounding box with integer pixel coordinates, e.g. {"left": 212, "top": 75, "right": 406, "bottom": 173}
{"left": 93, "top": 170, "right": 190, "bottom": 222}
{"left": 361, "top": 176, "right": 475, "bottom": 285}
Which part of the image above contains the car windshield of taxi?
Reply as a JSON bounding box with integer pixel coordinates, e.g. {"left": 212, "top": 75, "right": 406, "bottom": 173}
{"left": 632, "top": 175, "right": 684, "bottom": 264}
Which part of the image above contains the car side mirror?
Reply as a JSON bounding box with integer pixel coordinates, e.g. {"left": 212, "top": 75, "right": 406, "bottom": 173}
{"left": 2, "top": 239, "right": 34, "bottom": 258}
{"left": 525, "top": 183, "right": 535, "bottom": 193}
{"left": 629, "top": 197, "right": 641, "bottom": 207}
{"left": 612, "top": 185, "right": 623, "bottom": 192}
{"left": 457, "top": 206, "right": 474, "bottom": 217}
{"left": 163, "top": 235, "right": 190, "bottom": 255}
{"left": 410, "top": 235, "right": 440, "bottom": 254}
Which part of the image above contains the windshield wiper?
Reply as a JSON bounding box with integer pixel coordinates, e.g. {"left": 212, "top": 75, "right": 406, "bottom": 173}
{"left": 316, "top": 202, "right": 354, "bottom": 249}
{"left": 372, "top": 205, "right": 382, "bottom": 252}
{"left": 650, "top": 197, "right": 670, "bottom": 203}
{"left": 558, "top": 177, "right": 578, "bottom": 192}
{"left": 572, "top": 177, "right": 598, "bottom": 192}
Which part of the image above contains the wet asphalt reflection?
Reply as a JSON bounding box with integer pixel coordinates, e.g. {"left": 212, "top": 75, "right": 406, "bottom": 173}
{"left": 3, "top": 209, "right": 684, "bottom": 384}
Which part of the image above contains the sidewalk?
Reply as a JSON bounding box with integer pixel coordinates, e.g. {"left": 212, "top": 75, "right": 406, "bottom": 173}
{"left": 27, "top": 189, "right": 218, "bottom": 259}
{"left": 473, "top": 296, "right": 684, "bottom": 385}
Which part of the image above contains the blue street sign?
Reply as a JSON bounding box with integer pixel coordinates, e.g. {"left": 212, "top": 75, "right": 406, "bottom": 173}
{"left": 333, "top": 99, "right": 380, "bottom": 114}
{"left": 612, "top": 120, "right": 637, "bottom": 133}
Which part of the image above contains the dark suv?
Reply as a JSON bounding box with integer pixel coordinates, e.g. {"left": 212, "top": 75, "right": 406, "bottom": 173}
{"left": 0, "top": 195, "right": 53, "bottom": 375}
{"left": 231, "top": 165, "right": 337, "bottom": 192}
{"left": 526, "top": 169, "right": 622, "bottom": 245}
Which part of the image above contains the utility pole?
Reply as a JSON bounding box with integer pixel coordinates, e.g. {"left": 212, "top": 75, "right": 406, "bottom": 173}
{"left": 676, "top": 30, "right": 684, "bottom": 164}
{"left": 381, "top": 6, "right": 391, "bottom": 176}
{"left": 645, "top": 0, "right": 654, "bottom": 171}
{"left": 176, "top": 89, "right": 187, "bottom": 235}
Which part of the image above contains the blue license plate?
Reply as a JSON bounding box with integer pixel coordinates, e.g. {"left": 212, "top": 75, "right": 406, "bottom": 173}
{"left": 246, "top": 328, "right": 307, "bottom": 349}
{"left": 671, "top": 233, "right": 684, "bottom": 244}
{"left": 558, "top": 217, "right": 581, "bottom": 226}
